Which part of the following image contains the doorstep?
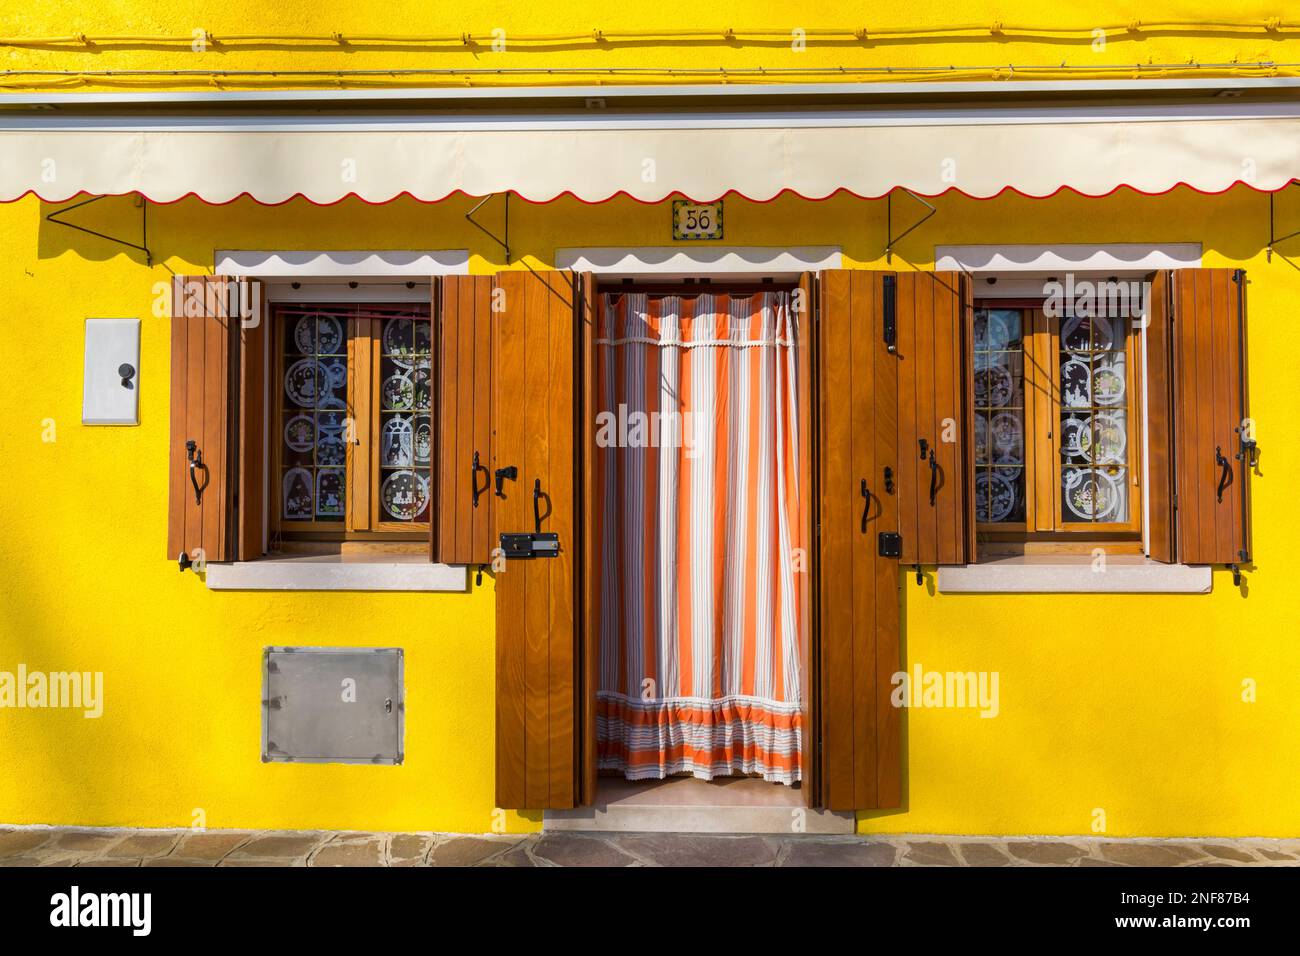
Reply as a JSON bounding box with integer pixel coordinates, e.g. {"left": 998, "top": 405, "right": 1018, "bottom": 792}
{"left": 542, "top": 776, "right": 856, "bottom": 834}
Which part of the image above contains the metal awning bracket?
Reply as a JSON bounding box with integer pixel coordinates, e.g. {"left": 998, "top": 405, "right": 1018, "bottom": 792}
{"left": 1267, "top": 179, "right": 1300, "bottom": 261}
{"left": 45, "top": 194, "right": 151, "bottom": 265}
{"left": 466, "top": 192, "right": 510, "bottom": 264}
{"left": 885, "top": 188, "right": 936, "bottom": 262}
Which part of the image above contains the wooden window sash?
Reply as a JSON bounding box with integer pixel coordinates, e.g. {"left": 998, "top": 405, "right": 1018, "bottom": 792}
{"left": 268, "top": 305, "right": 349, "bottom": 537}
{"left": 975, "top": 303, "right": 1143, "bottom": 542}
{"left": 1050, "top": 310, "right": 1142, "bottom": 534}
{"left": 367, "top": 315, "right": 433, "bottom": 534}
{"left": 973, "top": 304, "right": 1038, "bottom": 536}
{"left": 269, "top": 304, "right": 431, "bottom": 542}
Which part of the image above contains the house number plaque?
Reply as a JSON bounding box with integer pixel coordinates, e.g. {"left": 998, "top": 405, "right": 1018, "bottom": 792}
{"left": 672, "top": 200, "right": 723, "bottom": 240}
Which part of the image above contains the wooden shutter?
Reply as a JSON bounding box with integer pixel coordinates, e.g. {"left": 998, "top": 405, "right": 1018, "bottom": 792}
{"left": 1144, "top": 270, "right": 1177, "bottom": 562}
{"left": 493, "top": 269, "right": 582, "bottom": 809}
{"left": 815, "top": 270, "right": 901, "bottom": 810}
{"left": 168, "top": 276, "right": 239, "bottom": 564}
{"left": 433, "top": 275, "right": 495, "bottom": 565}
{"left": 895, "top": 270, "right": 974, "bottom": 566}
{"left": 1147, "top": 269, "right": 1253, "bottom": 566}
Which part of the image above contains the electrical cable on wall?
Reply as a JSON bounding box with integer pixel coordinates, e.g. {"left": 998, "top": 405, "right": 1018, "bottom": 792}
{"left": 1, "top": 19, "right": 1299, "bottom": 48}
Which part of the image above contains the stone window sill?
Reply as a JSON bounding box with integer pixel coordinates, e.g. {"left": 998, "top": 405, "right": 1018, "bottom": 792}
{"left": 937, "top": 556, "right": 1211, "bottom": 594}
{"left": 204, "top": 554, "right": 468, "bottom": 592}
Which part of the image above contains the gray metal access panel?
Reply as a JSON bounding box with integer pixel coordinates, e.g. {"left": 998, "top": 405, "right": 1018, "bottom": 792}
{"left": 262, "top": 647, "right": 404, "bottom": 764}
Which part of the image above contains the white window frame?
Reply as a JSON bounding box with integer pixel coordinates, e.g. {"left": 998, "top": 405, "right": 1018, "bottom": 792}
{"left": 934, "top": 242, "right": 1211, "bottom": 594}
{"left": 204, "top": 249, "right": 471, "bottom": 592}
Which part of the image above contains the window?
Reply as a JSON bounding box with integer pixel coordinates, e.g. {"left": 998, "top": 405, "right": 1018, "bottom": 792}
{"left": 973, "top": 300, "right": 1141, "bottom": 548}
{"left": 272, "top": 303, "right": 433, "bottom": 542}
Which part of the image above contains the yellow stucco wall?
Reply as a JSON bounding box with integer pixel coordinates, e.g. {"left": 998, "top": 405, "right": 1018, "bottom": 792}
{"left": 1, "top": 5, "right": 1299, "bottom": 837}
{"left": 2, "top": 2, "right": 1300, "bottom": 88}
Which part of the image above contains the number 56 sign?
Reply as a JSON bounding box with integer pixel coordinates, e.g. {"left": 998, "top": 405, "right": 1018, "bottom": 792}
{"left": 672, "top": 200, "right": 723, "bottom": 241}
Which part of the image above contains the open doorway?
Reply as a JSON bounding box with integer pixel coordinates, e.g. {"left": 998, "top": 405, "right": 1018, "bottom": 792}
{"left": 588, "top": 280, "right": 809, "bottom": 812}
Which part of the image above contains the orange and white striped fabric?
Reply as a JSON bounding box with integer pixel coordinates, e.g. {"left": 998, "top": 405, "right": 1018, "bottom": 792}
{"left": 594, "top": 290, "right": 804, "bottom": 785}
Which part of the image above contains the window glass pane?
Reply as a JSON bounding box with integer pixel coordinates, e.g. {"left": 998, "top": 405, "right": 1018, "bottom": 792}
{"left": 1059, "top": 315, "right": 1129, "bottom": 523}
{"left": 973, "top": 308, "right": 1025, "bottom": 524}
{"left": 281, "top": 309, "right": 349, "bottom": 522}
{"left": 378, "top": 310, "right": 432, "bottom": 523}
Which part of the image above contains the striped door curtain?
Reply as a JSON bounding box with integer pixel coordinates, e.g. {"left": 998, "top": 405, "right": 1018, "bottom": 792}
{"left": 594, "top": 290, "right": 804, "bottom": 785}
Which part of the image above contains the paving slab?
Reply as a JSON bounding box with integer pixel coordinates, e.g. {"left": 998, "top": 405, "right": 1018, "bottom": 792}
{"left": 530, "top": 833, "right": 639, "bottom": 867}
{"left": 170, "top": 831, "right": 252, "bottom": 861}
{"left": 429, "top": 835, "right": 520, "bottom": 867}
{"left": 311, "top": 838, "right": 385, "bottom": 867}
{"left": 617, "top": 834, "right": 779, "bottom": 867}
{"left": 1005, "top": 840, "right": 1090, "bottom": 865}
{"left": 226, "top": 833, "right": 324, "bottom": 861}
{"left": 782, "top": 838, "right": 898, "bottom": 867}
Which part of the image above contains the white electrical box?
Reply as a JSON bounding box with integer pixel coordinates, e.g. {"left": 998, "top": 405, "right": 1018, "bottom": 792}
{"left": 82, "top": 318, "right": 140, "bottom": 425}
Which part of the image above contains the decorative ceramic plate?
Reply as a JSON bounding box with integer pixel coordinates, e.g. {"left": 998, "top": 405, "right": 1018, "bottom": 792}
{"left": 990, "top": 412, "right": 1023, "bottom": 463}
{"left": 976, "top": 364, "right": 1014, "bottom": 408}
{"left": 1093, "top": 360, "right": 1126, "bottom": 405}
{"left": 294, "top": 313, "right": 343, "bottom": 355}
{"left": 282, "top": 467, "right": 313, "bottom": 520}
{"left": 382, "top": 416, "right": 414, "bottom": 467}
{"left": 283, "top": 414, "right": 315, "bottom": 453}
{"left": 1063, "top": 468, "right": 1122, "bottom": 521}
{"left": 383, "top": 317, "right": 422, "bottom": 367}
{"left": 412, "top": 364, "right": 433, "bottom": 410}
{"left": 1062, "top": 314, "right": 1117, "bottom": 353}
{"left": 1060, "top": 416, "right": 1092, "bottom": 460}
{"left": 1060, "top": 358, "right": 1092, "bottom": 408}
{"left": 383, "top": 373, "right": 414, "bottom": 410}
{"left": 284, "top": 358, "right": 321, "bottom": 407}
{"left": 414, "top": 419, "right": 432, "bottom": 465}
{"left": 984, "top": 310, "right": 1016, "bottom": 351}
{"left": 411, "top": 320, "right": 432, "bottom": 355}
{"left": 315, "top": 469, "right": 344, "bottom": 517}
{"left": 1092, "top": 412, "right": 1127, "bottom": 463}
{"left": 317, "top": 411, "right": 346, "bottom": 435}
{"left": 317, "top": 434, "right": 346, "bottom": 467}
{"left": 381, "top": 470, "right": 429, "bottom": 521}
{"left": 976, "top": 471, "right": 1017, "bottom": 523}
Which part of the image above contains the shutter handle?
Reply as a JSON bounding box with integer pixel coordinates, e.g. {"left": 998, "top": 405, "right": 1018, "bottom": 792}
{"left": 1215, "top": 446, "right": 1233, "bottom": 503}
{"left": 532, "top": 478, "right": 552, "bottom": 533}
{"left": 185, "top": 439, "right": 209, "bottom": 506}
{"left": 860, "top": 478, "right": 871, "bottom": 533}
{"left": 471, "top": 451, "right": 490, "bottom": 508}
{"left": 927, "top": 446, "right": 939, "bottom": 506}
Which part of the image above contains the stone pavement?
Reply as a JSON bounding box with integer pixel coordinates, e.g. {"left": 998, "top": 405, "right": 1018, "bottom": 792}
{"left": 2, "top": 827, "right": 1297, "bottom": 867}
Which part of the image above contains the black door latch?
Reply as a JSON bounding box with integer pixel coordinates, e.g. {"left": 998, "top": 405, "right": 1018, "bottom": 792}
{"left": 494, "top": 465, "right": 517, "bottom": 498}
{"left": 499, "top": 476, "right": 560, "bottom": 559}
{"left": 878, "top": 532, "right": 902, "bottom": 558}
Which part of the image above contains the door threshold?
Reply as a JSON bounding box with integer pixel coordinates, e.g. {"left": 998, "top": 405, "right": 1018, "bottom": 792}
{"left": 543, "top": 776, "right": 855, "bottom": 834}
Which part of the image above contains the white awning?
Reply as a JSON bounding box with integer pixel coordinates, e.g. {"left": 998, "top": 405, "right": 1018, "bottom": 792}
{"left": 4, "top": 97, "right": 1299, "bottom": 205}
